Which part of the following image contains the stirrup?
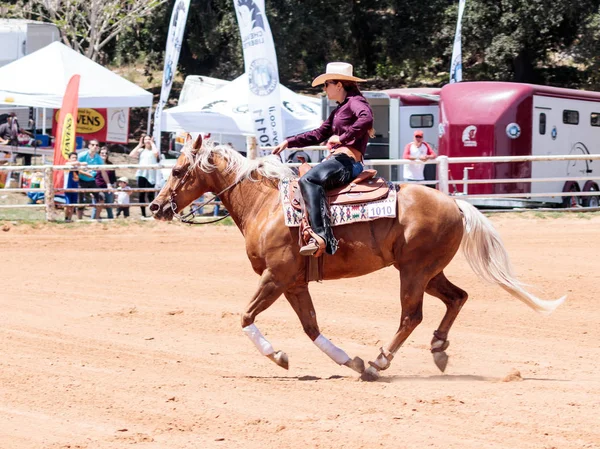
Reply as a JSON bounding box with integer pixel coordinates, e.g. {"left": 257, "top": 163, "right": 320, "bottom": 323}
{"left": 300, "top": 234, "right": 325, "bottom": 257}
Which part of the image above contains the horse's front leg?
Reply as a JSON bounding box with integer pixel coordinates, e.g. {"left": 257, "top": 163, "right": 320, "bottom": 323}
{"left": 241, "top": 269, "right": 289, "bottom": 369}
{"left": 284, "top": 283, "right": 365, "bottom": 375}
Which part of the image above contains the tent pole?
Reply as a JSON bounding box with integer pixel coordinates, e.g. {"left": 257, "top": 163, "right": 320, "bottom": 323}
{"left": 147, "top": 107, "right": 152, "bottom": 135}
{"left": 42, "top": 108, "right": 47, "bottom": 135}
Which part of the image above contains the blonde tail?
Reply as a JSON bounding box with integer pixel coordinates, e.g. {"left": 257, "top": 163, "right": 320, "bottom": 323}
{"left": 455, "top": 199, "right": 566, "bottom": 315}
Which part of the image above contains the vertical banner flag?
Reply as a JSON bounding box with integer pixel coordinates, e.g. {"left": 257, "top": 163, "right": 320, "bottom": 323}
{"left": 450, "top": 0, "right": 466, "bottom": 84}
{"left": 233, "top": 0, "right": 284, "bottom": 156}
{"left": 153, "top": 0, "right": 191, "bottom": 151}
{"left": 53, "top": 74, "right": 80, "bottom": 190}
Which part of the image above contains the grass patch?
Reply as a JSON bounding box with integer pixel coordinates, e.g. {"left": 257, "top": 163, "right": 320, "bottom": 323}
{"left": 0, "top": 208, "right": 46, "bottom": 221}
{"left": 528, "top": 210, "right": 600, "bottom": 219}
{"left": 215, "top": 216, "right": 235, "bottom": 226}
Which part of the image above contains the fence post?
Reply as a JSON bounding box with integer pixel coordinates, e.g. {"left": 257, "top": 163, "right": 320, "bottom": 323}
{"left": 437, "top": 156, "right": 449, "bottom": 195}
{"left": 44, "top": 166, "right": 56, "bottom": 222}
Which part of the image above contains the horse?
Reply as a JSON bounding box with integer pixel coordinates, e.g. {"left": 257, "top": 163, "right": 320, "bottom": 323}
{"left": 149, "top": 136, "right": 566, "bottom": 381}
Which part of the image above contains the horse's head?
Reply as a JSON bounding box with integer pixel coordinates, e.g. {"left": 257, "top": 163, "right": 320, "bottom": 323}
{"left": 150, "top": 134, "right": 209, "bottom": 221}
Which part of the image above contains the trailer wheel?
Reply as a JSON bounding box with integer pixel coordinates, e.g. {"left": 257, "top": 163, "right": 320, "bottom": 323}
{"left": 562, "top": 182, "right": 581, "bottom": 208}
{"left": 582, "top": 182, "right": 599, "bottom": 208}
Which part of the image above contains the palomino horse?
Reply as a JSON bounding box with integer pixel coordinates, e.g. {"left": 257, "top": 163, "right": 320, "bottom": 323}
{"left": 150, "top": 136, "right": 565, "bottom": 381}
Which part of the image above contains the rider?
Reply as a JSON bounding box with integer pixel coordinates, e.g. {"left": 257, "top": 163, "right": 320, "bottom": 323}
{"left": 273, "top": 62, "right": 373, "bottom": 257}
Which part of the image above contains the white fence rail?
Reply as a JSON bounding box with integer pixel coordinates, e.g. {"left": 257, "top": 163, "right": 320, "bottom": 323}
{"left": 1, "top": 151, "right": 600, "bottom": 221}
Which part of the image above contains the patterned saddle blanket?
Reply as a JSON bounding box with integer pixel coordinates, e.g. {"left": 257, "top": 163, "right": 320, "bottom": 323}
{"left": 279, "top": 172, "right": 397, "bottom": 228}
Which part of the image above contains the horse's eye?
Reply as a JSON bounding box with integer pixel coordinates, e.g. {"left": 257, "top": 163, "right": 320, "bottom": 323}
{"left": 172, "top": 168, "right": 182, "bottom": 177}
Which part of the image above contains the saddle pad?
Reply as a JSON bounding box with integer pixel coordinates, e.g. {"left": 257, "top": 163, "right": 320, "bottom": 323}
{"left": 279, "top": 179, "right": 397, "bottom": 228}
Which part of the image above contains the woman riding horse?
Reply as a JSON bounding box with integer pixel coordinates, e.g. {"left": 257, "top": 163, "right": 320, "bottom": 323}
{"left": 149, "top": 136, "right": 565, "bottom": 381}
{"left": 273, "top": 62, "right": 373, "bottom": 258}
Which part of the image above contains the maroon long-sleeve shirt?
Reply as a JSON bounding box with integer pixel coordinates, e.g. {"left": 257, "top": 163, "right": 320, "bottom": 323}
{"left": 287, "top": 92, "right": 373, "bottom": 155}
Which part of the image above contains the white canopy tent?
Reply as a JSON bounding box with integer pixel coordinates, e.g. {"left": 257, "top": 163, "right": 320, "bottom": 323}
{"left": 0, "top": 41, "right": 153, "bottom": 108}
{"left": 161, "top": 74, "right": 322, "bottom": 138}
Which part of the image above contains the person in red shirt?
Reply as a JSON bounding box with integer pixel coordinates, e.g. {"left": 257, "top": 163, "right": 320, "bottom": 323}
{"left": 402, "top": 130, "right": 437, "bottom": 183}
{"left": 273, "top": 62, "right": 374, "bottom": 257}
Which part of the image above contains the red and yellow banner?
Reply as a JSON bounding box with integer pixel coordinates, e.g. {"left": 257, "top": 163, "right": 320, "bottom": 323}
{"left": 51, "top": 107, "right": 130, "bottom": 144}
{"left": 53, "top": 75, "right": 80, "bottom": 190}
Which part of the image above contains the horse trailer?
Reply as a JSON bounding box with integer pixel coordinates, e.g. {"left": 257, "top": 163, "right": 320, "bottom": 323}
{"left": 0, "top": 19, "right": 60, "bottom": 68}
{"left": 335, "top": 82, "right": 600, "bottom": 207}
{"left": 438, "top": 82, "right": 600, "bottom": 207}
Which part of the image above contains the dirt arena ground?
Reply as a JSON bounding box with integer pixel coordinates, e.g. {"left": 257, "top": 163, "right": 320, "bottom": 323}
{"left": 1, "top": 215, "right": 599, "bottom": 449}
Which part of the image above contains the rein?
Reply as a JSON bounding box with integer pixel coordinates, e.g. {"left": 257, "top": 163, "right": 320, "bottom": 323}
{"left": 168, "top": 160, "right": 238, "bottom": 225}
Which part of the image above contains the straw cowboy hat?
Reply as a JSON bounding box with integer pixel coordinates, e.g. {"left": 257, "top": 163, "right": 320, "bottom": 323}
{"left": 117, "top": 176, "right": 129, "bottom": 184}
{"left": 311, "top": 62, "right": 367, "bottom": 87}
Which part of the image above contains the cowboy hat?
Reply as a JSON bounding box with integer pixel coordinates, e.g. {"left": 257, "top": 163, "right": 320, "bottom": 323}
{"left": 117, "top": 176, "right": 129, "bottom": 184}
{"left": 311, "top": 62, "right": 367, "bottom": 87}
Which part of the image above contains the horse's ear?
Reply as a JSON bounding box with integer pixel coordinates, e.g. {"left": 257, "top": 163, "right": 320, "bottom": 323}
{"left": 192, "top": 134, "right": 203, "bottom": 151}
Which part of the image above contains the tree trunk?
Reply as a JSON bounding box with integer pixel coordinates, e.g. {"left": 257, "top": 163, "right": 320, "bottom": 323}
{"left": 513, "top": 50, "right": 538, "bottom": 84}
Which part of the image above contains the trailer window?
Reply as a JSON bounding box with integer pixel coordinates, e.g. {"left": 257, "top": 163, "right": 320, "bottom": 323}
{"left": 410, "top": 114, "right": 434, "bottom": 128}
{"left": 591, "top": 113, "right": 600, "bottom": 127}
{"left": 539, "top": 113, "right": 546, "bottom": 135}
{"left": 563, "top": 110, "right": 579, "bottom": 125}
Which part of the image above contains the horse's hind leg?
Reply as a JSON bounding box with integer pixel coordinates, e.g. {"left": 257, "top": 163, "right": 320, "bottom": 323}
{"left": 284, "top": 283, "right": 365, "bottom": 374}
{"left": 362, "top": 269, "right": 426, "bottom": 381}
{"left": 241, "top": 269, "right": 289, "bottom": 370}
{"left": 425, "top": 271, "right": 468, "bottom": 372}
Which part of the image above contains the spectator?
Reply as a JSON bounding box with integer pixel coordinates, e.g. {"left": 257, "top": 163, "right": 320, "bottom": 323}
{"left": 92, "top": 146, "right": 117, "bottom": 219}
{"left": 115, "top": 176, "right": 132, "bottom": 218}
{"left": 0, "top": 114, "right": 34, "bottom": 163}
{"left": 402, "top": 130, "right": 437, "bottom": 184}
{"left": 77, "top": 139, "right": 110, "bottom": 219}
{"left": 129, "top": 134, "right": 159, "bottom": 218}
{"left": 64, "top": 152, "right": 91, "bottom": 222}
{"left": 0, "top": 113, "right": 31, "bottom": 145}
{"left": 0, "top": 114, "right": 14, "bottom": 145}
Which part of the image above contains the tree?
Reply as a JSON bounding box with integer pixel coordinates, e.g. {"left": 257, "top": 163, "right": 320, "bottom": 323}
{"left": 455, "top": 0, "right": 600, "bottom": 85}
{"left": 14, "top": 0, "right": 167, "bottom": 62}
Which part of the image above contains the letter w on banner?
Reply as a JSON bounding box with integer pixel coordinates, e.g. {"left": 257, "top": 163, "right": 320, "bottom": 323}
{"left": 53, "top": 74, "right": 80, "bottom": 190}
{"left": 153, "top": 0, "right": 191, "bottom": 152}
{"left": 233, "top": 0, "right": 284, "bottom": 157}
{"left": 450, "top": 0, "right": 466, "bottom": 84}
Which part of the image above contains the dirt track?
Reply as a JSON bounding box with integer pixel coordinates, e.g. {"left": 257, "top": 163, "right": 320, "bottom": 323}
{"left": 1, "top": 216, "right": 599, "bottom": 449}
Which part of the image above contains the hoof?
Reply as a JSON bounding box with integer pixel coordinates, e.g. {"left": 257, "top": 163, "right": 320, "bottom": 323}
{"left": 344, "top": 356, "right": 365, "bottom": 374}
{"left": 360, "top": 365, "right": 380, "bottom": 382}
{"left": 268, "top": 351, "right": 289, "bottom": 370}
{"left": 433, "top": 351, "right": 449, "bottom": 372}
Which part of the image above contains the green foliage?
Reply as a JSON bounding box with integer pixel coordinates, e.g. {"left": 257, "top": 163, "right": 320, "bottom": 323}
{"left": 455, "top": 0, "right": 600, "bottom": 85}
{"left": 3, "top": 0, "right": 600, "bottom": 89}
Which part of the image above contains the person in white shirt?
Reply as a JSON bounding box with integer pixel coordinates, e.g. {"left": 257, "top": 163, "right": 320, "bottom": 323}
{"left": 129, "top": 134, "right": 159, "bottom": 217}
{"left": 115, "top": 176, "right": 132, "bottom": 218}
{"left": 402, "top": 130, "right": 437, "bottom": 182}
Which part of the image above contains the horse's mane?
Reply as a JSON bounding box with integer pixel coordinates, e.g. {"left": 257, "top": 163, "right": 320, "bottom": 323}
{"left": 182, "top": 140, "right": 297, "bottom": 183}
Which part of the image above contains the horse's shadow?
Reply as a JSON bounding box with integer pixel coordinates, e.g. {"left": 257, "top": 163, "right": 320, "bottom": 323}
{"left": 239, "top": 375, "right": 346, "bottom": 381}
{"left": 382, "top": 374, "right": 570, "bottom": 383}
{"left": 235, "top": 374, "right": 570, "bottom": 383}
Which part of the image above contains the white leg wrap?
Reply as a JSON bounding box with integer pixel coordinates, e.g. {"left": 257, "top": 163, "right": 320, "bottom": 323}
{"left": 372, "top": 354, "right": 390, "bottom": 370}
{"left": 313, "top": 334, "right": 351, "bottom": 365}
{"left": 242, "top": 324, "right": 275, "bottom": 356}
{"left": 431, "top": 339, "right": 445, "bottom": 350}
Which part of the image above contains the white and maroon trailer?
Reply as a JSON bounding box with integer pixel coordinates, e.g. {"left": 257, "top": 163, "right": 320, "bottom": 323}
{"left": 323, "top": 88, "right": 441, "bottom": 181}
{"left": 438, "top": 81, "right": 600, "bottom": 207}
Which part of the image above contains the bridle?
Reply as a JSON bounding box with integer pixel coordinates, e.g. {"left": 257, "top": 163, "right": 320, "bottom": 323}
{"left": 167, "top": 156, "right": 239, "bottom": 225}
